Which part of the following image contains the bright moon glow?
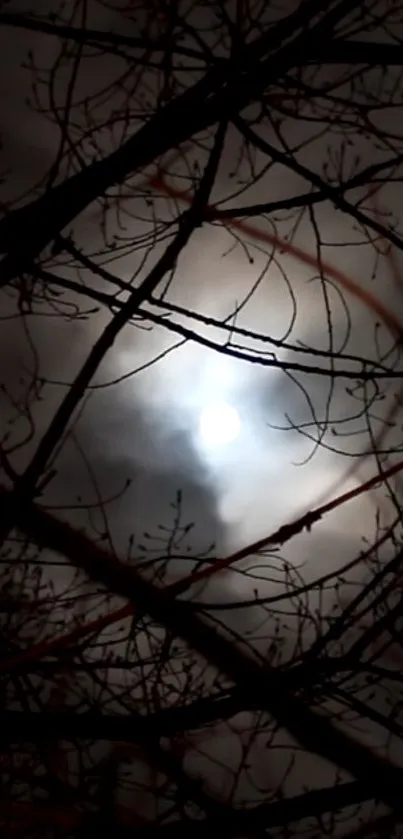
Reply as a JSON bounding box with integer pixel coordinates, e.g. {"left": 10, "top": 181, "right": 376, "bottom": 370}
{"left": 199, "top": 402, "right": 241, "bottom": 447}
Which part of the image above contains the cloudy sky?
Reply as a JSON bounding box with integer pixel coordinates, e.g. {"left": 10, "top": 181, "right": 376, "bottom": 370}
{"left": 1, "top": 4, "right": 403, "bottom": 824}
{"left": 1, "top": 0, "right": 402, "bottom": 602}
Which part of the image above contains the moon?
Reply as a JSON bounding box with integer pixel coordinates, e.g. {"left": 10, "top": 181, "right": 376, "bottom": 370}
{"left": 199, "top": 402, "right": 241, "bottom": 447}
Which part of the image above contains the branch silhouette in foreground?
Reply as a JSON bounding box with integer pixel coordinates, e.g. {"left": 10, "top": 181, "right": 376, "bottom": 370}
{"left": 2, "top": 1, "right": 403, "bottom": 835}
{"left": 2, "top": 467, "right": 403, "bottom": 815}
{"left": 2, "top": 455, "right": 403, "bottom": 673}
{"left": 0, "top": 0, "right": 380, "bottom": 286}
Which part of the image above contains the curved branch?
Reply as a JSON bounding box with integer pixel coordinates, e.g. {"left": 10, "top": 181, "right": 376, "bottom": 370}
{"left": 233, "top": 116, "right": 403, "bottom": 253}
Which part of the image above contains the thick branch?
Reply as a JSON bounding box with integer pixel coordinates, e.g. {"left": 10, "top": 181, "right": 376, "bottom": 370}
{"left": 0, "top": 120, "right": 227, "bottom": 554}
{"left": 1, "top": 12, "right": 402, "bottom": 66}
{"left": 80, "top": 779, "right": 387, "bottom": 838}
{"left": 0, "top": 0, "right": 360, "bottom": 285}
{"left": 0, "top": 699, "right": 383, "bottom": 834}
{"left": 1, "top": 485, "right": 403, "bottom": 813}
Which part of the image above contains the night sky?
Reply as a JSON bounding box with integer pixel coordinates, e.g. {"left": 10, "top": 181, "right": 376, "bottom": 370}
{"left": 1, "top": 1, "right": 403, "bottom": 833}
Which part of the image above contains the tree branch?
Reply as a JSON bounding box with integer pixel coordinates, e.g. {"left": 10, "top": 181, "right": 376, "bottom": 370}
{"left": 233, "top": 116, "right": 403, "bottom": 254}
{"left": 1, "top": 483, "right": 403, "bottom": 812}
{"left": 0, "top": 0, "right": 360, "bottom": 285}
